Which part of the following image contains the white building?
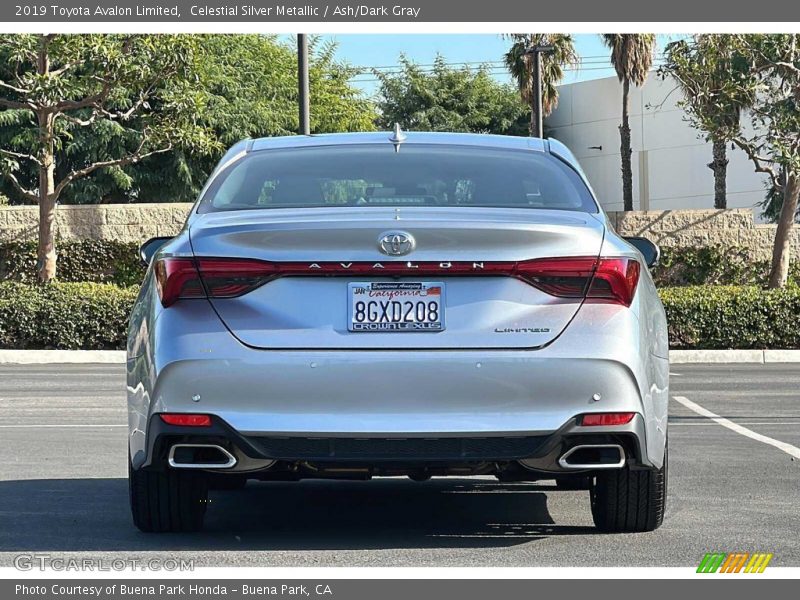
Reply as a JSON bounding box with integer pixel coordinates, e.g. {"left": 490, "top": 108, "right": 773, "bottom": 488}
{"left": 546, "top": 74, "right": 769, "bottom": 215}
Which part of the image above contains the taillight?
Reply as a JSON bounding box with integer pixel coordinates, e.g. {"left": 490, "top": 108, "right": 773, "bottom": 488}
{"left": 586, "top": 258, "right": 640, "bottom": 307}
{"left": 160, "top": 413, "right": 212, "bottom": 427}
{"left": 580, "top": 412, "right": 636, "bottom": 426}
{"left": 154, "top": 256, "right": 639, "bottom": 307}
{"left": 195, "top": 258, "right": 278, "bottom": 298}
{"left": 154, "top": 258, "right": 205, "bottom": 307}
{"left": 515, "top": 257, "right": 598, "bottom": 298}
{"left": 154, "top": 257, "right": 277, "bottom": 307}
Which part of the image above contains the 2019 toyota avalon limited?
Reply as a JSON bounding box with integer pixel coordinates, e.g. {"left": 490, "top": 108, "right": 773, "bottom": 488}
{"left": 127, "top": 130, "right": 669, "bottom": 533}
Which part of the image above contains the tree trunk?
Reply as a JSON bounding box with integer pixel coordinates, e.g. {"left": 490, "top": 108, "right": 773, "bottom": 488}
{"left": 35, "top": 35, "right": 58, "bottom": 283}
{"left": 36, "top": 109, "right": 57, "bottom": 283}
{"left": 709, "top": 138, "right": 728, "bottom": 209}
{"left": 620, "top": 79, "right": 634, "bottom": 211}
{"left": 768, "top": 173, "right": 799, "bottom": 289}
{"left": 529, "top": 104, "right": 537, "bottom": 137}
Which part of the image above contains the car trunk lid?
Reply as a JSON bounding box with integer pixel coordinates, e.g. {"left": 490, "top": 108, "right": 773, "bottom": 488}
{"left": 188, "top": 207, "right": 605, "bottom": 349}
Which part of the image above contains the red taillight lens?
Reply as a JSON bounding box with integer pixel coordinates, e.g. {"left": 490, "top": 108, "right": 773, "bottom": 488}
{"left": 154, "top": 258, "right": 204, "bottom": 307}
{"left": 160, "top": 413, "right": 212, "bottom": 427}
{"left": 580, "top": 412, "right": 636, "bottom": 426}
{"left": 586, "top": 257, "right": 640, "bottom": 307}
{"left": 154, "top": 255, "right": 640, "bottom": 307}
{"left": 195, "top": 257, "right": 278, "bottom": 298}
{"left": 515, "top": 257, "right": 598, "bottom": 298}
{"left": 154, "top": 257, "right": 277, "bottom": 307}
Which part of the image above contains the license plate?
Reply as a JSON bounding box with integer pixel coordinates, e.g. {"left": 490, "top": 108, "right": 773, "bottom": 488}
{"left": 348, "top": 282, "right": 445, "bottom": 332}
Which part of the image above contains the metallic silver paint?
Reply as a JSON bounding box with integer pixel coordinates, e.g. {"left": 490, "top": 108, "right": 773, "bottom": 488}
{"left": 127, "top": 132, "right": 669, "bottom": 472}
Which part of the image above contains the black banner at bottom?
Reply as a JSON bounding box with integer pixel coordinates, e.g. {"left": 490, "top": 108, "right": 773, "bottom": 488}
{"left": 2, "top": 579, "right": 793, "bottom": 600}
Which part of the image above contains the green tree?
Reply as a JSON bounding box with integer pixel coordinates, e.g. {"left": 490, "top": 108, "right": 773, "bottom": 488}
{"left": 674, "top": 34, "right": 799, "bottom": 288}
{"left": 761, "top": 170, "right": 795, "bottom": 223}
{"left": 0, "top": 35, "right": 377, "bottom": 208}
{"left": 0, "top": 34, "right": 215, "bottom": 281}
{"left": 602, "top": 34, "right": 656, "bottom": 211}
{"left": 503, "top": 34, "right": 578, "bottom": 136}
{"left": 115, "top": 35, "right": 376, "bottom": 203}
{"left": 662, "top": 35, "right": 754, "bottom": 209}
{"left": 375, "top": 55, "right": 527, "bottom": 135}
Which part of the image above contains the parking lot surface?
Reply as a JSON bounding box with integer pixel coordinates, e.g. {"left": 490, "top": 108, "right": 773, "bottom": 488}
{"left": 0, "top": 363, "right": 797, "bottom": 567}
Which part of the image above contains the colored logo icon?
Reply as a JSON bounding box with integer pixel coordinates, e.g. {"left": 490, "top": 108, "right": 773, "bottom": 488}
{"left": 697, "top": 552, "right": 773, "bottom": 573}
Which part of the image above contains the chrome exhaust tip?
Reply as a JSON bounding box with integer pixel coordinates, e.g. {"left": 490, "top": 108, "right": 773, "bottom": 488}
{"left": 558, "top": 444, "right": 625, "bottom": 470}
{"left": 168, "top": 444, "right": 237, "bottom": 470}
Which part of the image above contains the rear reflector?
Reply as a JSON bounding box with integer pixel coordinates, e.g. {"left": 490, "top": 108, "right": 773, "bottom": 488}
{"left": 153, "top": 256, "right": 640, "bottom": 307}
{"left": 160, "top": 414, "right": 212, "bottom": 427}
{"left": 580, "top": 412, "right": 636, "bottom": 426}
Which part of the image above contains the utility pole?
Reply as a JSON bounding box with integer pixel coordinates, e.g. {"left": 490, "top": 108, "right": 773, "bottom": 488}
{"left": 525, "top": 44, "right": 554, "bottom": 138}
{"left": 297, "top": 34, "right": 310, "bottom": 135}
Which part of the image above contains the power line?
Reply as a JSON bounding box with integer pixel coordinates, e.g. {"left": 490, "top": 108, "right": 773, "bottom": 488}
{"left": 350, "top": 52, "right": 668, "bottom": 73}
{"left": 349, "top": 62, "right": 666, "bottom": 83}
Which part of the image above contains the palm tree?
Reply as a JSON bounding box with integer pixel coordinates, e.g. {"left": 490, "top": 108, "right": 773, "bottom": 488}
{"left": 504, "top": 34, "right": 578, "bottom": 137}
{"left": 663, "top": 35, "right": 753, "bottom": 209}
{"left": 602, "top": 34, "right": 656, "bottom": 211}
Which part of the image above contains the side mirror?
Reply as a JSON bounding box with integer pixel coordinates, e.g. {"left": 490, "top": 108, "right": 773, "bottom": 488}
{"left": 139, "top": 237, "right": 172, "bottom": 265}
{"left": 624, "top": 236, "right": 660, "bottom": 268}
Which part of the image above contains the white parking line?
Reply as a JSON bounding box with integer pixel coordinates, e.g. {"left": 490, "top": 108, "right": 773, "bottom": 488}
{"left": 671, "top": 422, "right": 800, "bottom": 426}
{"left": 673, "top": 395, "right": 800, "bottom": 459}
{"left": 0, "top": 424, "right": 126, "bottom": 428}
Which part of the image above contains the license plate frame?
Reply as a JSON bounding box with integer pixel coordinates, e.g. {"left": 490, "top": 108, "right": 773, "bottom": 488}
{"left": 348, "top": 282, "right": 445, "bottom": 332}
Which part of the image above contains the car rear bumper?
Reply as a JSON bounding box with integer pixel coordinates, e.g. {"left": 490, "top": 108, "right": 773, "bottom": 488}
{"left": 128, "top": 302, "right": 668, "bottom": 470}
{"left": 147, "top": 352, "right": 644, "bottom": 435}
{"left": 137, "top": 412, "right": 651, "bottom": 474}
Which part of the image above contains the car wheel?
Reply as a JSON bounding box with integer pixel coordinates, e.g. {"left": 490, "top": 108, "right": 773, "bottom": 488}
{"left": 590, "top": 443, "right": 667, "bottom": 533}
{"left": 129, "top": 460, "right": 208, "bottom": 532}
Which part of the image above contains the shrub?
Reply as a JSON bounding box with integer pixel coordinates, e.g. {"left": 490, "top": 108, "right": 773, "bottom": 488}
{"left": 660, "top": 285, "right": 800, "bottom": 349}
{"left": 653, "top": 245, "right": 799, "bottom": 287}
{"left": 2, "top": 239, "right": 792, "bottom": 290}
{"left": 0, "top": 282, "right": 138, "bottom": 350}
{"left": 0, "top": 281, "right": 798, "bottom": 351}
{"left": 0, "top": 240, "right": 145, "bottom": 287}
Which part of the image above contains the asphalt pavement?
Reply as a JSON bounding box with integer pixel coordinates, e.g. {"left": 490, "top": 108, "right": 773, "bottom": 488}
{"left": 0, "top": 363, "right": 797, "bottom": 567}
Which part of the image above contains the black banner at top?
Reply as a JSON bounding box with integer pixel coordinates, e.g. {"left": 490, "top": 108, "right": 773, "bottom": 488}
{"left": 3, "top": 0, "right": 798, "bottom": 22}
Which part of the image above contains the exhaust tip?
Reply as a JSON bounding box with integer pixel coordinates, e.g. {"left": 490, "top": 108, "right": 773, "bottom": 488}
{"left": 558, "top": 444, "right": 625, "bottom": 470}
{"left": 168, "top": 444, "right": 237, "bottom": 470}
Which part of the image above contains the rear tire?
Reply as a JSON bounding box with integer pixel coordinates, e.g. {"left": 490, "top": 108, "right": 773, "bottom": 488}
{"left": 590, "top": 444, "right": 667, "bottom": 533}
{"left": 129, "top": 461, "right": 208, "bottom": 532}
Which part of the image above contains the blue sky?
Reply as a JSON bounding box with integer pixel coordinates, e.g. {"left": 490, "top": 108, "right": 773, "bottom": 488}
{"left": 306, "top": 34, "right": 688, "bottom": 96}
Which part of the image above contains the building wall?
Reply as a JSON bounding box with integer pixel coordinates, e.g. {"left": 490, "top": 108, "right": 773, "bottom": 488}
{"left": 0, "top": 204, "right": 795, "bottom": 261}
{"left": 546, "top": 74, "right": 770, "bottom": 214}
{"left": 0, "top": 203, "right": 192, "bottom": 244}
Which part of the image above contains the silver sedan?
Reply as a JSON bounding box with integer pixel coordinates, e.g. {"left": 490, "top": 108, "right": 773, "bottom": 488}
{"left": 127, "top": 131, "right": 669, "bottom": 533}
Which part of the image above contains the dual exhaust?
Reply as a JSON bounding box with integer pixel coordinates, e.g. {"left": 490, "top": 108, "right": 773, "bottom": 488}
{"left": 167, "top": 442, "right": 625, "bottom": 471}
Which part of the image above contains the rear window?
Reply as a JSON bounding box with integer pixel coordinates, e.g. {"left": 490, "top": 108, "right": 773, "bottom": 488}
{"left": 197, "top": 144, "right": 597, "bottom": 214}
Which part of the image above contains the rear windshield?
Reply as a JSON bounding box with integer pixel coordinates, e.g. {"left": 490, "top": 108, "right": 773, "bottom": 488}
{"left": 197, "top": 144, "right": 597, "bottom": 214}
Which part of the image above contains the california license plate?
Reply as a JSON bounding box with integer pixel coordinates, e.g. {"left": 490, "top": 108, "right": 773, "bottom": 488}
{"left": 348, "top": 282, "right": 445, "bottom": 332}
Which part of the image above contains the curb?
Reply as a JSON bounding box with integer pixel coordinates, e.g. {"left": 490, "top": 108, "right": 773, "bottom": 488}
{"left": 0, "top": 349, "right": 799, "bottom": 365}
{"left": 670, "top": 350, "right": 800, "bottom": 364}
{"left": 0, "top": 350, "right": 126, "bottom": 364}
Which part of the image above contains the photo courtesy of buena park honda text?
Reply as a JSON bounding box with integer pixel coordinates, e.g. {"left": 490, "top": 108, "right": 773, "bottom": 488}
{"left": 0, "top": 0, "right": 798, "bottom": 597}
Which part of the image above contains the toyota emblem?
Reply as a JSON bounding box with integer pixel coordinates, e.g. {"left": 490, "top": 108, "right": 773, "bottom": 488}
{"left": 378, "top": 231, "right": 416, "bottom": 256}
